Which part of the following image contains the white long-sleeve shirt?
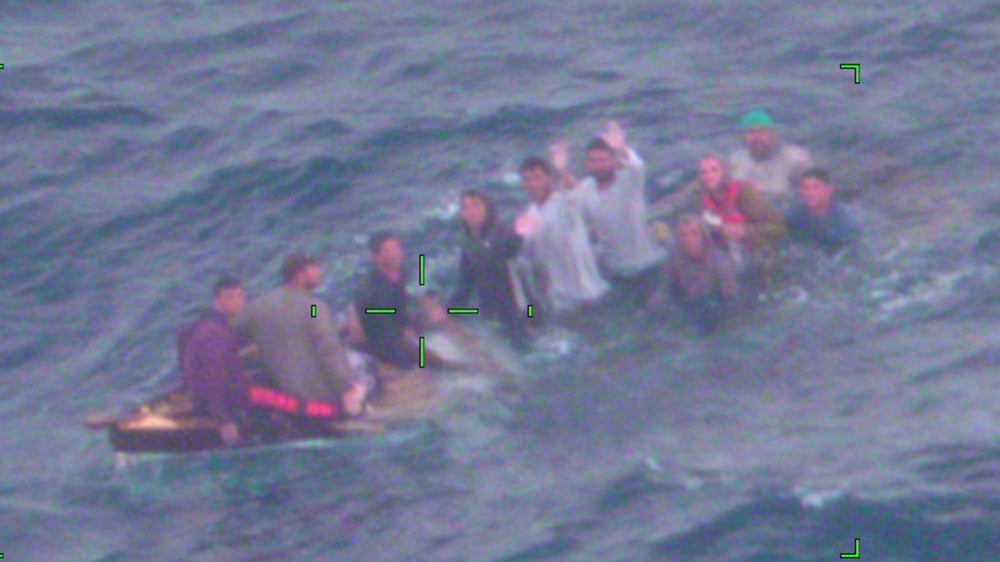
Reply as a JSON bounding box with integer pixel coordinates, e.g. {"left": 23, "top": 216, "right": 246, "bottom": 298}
{"left": 519, "top": 190, "right": 609, "bottom": 313}
{"left": 570, "top": 148, "right": 666, "bottom": 275}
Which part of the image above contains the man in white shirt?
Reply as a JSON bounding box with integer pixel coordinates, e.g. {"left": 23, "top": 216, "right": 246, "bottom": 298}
{"left": 729, "top": 110, "right": 813, "bottom": 208}
{"left": 514, "top": 156, "right": 609, "bottom": 316}
{"left": 566, "top": 121, "right": 666, "bottom": 310}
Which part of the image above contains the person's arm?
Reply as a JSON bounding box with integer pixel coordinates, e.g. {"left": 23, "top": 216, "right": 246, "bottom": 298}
{"left": 448, "top": 249, "right": 475, "bottom": 309}
{"left": 738, "top": 185, "right": 786, "bottom": 248}
{"left": 309, "top": 301, "right": 352, "bottom": 396}
{"left": 189, "top": 324, "right": 240, "bottom": 428}
{"left": 343, "top": 303, "right": 367, "bottom": 347}
{"left": 496, "top": 222, "right": 525, "bottom": 260}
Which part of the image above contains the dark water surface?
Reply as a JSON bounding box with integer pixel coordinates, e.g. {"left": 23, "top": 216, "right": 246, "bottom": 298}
{"left": 1, "top": 1, "right": 998, "bottom": 561}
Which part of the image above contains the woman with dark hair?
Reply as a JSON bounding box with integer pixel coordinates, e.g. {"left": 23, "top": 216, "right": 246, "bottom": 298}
{"left": 449, "top": 189, "right": 529, "bottom": 348}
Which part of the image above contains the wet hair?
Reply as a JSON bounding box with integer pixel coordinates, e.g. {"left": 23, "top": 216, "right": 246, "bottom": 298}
{"left": 698, "top": 151, "right": 728, "bottom": 169}
{"left": 213, "top": 275, "right": 242, "bottom": 297}
{"left": 459, "top": 189, "right": 498, "bottom": 234}
{"left": 518, "top": 156, "right": 552, "bottom": 175}
{"left": 799, "top": 167, "right": 832, "bottom": 185}
{"left": 368, "top": 231, "right": 399, "bottom": 255}
{"left": 281, "top": 254, "right": 320, "bottom": 283}
{"left": 585, "top": 137, "right": 614, "bottom": 154}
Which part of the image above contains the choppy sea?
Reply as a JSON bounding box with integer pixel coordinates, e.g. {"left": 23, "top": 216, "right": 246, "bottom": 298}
{"left": 1, "top": 1, "right": 999, "bottom": 561}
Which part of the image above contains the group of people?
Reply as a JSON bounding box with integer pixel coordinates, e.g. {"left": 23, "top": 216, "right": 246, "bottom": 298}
{"left": 176, "top": 110, "right": 863, "bottom": 445}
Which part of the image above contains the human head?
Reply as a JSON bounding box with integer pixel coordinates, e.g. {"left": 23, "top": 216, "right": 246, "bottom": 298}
{"left": 459, "top": 189, "right": 496, "bottom": 234}
{"left": 797, "top": 167, "right": 835, "bottom": 215}
{"left": 369, "top": 231, "right": 404, "bottom": 273}
{"left": 281, "top": 253, "right": 322, "bottom": 290}
{"left": 741, "top": 110, "right": 778, "bottom": 161}
{"left": 212, "top": 275, "right": 245, "bottom": 317}
{"left": 583, "top": 137, "right": 617, "bottom": 184}
{"left": 697, "top": 152, "right": 729, "bottom": 194}
{"left": 518, "top": 156, "right": 553, "bottom": 203}
{"left": 675, "top": 215, "right": 708, "bottom": 259}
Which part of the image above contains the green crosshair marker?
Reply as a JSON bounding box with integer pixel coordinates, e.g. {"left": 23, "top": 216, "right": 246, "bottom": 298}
{"left": 447, "top": 308, "right": 479, "bottom": 315}
{"left": 840, "top": 63, "right": 860, "bottom": 84}
{"left": 365, "top": 308, "right": 397, "bottom": 314}
{"left": 418, "top": 336, "right": 426, "bottom": 368}
{"left": 310, "top": 304, "right": 317, "bottom": 318}
{"left": 0, "top": 64, "right": 5, "bottom": 70}
{"left": 527, "top": 305, "right": 534, "bottom": 318}
{"left": 840, "top": 538, "right": 860, "bottom": 559}
{"left": 418, "top": 254, "right": 426, "bottom": 286}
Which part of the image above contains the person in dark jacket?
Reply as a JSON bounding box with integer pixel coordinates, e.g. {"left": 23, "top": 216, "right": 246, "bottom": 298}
{"left": 177, "top": 275, "right": 248, "bottom": 446}
{"left": 449, "top": 189, "right": 529, "bottom": 348}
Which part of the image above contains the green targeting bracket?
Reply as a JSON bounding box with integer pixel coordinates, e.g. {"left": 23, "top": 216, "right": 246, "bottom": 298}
{"left": 365, "top": 308, "right": 397, "bottom": 314}
{"left": 840, "top": 63, "right": 860, "bottom": 84}
{"left": 447, "top": 308, "right": 479, "bottom": 315}
{"left": 527, "top": 304, "right": 534, "bottom": 318}
{"left": 418, "top": 336, "right": 426, "bottom": 368}
{"left": 0, "top": 64, "right": 5, "bottom": 70}
{"left": 418, "top": 254, "right": 426, "bottom": 286}
{"left": 310, "top": 304, "right": 317, "bottom": 318}
{"left": 840, "top": 538, "right": 860, "bottom": 559}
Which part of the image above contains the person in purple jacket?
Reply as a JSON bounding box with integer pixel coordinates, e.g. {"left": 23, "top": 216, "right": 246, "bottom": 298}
{"left": 177, "top": 275, "right": 248, "bottom": 446}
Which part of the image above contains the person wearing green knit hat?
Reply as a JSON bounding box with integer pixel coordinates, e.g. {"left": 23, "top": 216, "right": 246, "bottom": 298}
{"left": 729, "top": 109, "right": 813, "bottom": 206}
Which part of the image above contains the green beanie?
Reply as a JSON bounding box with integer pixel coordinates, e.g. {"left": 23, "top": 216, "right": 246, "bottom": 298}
{"left": 741, "top": 110, "right": 775, "bottom": 130}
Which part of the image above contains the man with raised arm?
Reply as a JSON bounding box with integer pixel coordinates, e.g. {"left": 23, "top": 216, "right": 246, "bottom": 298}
{"left": 515, "top": 154, "right": 609, "bottom": 316}
{"left": 567, "top": 121, "right": 666, "bottom": 309}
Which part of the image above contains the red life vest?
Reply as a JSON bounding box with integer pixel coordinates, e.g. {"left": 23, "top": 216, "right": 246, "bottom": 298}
{"left": 247, "top": 385, "right": 340, "bottom": 419}
{"left": 702, "top": 181, "right": 748, "bottom": 225}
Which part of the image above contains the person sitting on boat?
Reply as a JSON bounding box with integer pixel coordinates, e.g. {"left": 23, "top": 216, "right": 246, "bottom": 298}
{"left": 729, "top": 110, "right": 814, "bottom": 209}
{"left": 785, "top": 167, "right": 862, "bottom": 255}
{"left": 514, "top": 155, "right": 609, "bottom": 316}
{"left": 448, "top": 189, "right": 529, "bottom": 348}
{"left": 240, "top": 254, "right": 367, "bottom": 419}
{"left": 660, "top": 216, "right": 740, "bottom": 334}
{"left": 345, "top": 232, "right": 432, "bottom": 370}
{"left": 176, "top": 275, "right": 249, "bottom": 446}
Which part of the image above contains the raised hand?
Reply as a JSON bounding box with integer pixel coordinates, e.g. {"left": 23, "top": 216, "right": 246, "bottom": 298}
{"left": 548, "top": 137, "right": 571, "bottom": 172}
{"left": 601, "top": 120, "right": 628, "bottom": 154}
{"left": 514, "top": 212, "right": 540, "bottom": 238}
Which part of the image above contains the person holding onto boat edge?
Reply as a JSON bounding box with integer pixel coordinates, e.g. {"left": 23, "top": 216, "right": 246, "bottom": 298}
{"left": 240, "top": 254, "right": 367, "bottom": 419}
{"left": 449, "top": 189, "right": 529, "bottom": 348}
{"left": 177, "top": 275, "right": 249, "bottom": 446}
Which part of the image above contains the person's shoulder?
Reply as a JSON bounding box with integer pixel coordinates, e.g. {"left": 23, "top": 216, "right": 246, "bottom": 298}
{"left": 781, "top": 143, "right": 812, "bottom": 163}
{"left": 729, "top": 147, "right": 752, "bottom": 165}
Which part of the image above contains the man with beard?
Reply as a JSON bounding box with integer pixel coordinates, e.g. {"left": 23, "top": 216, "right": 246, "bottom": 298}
{"left": 729, "top": 110, "right": 813, "bottom": 208}
{"left": 240, "top": 254, "right": 366, "bottom": 416}
{"left": 567, "top": 121, "right": 666, "bottom": 310}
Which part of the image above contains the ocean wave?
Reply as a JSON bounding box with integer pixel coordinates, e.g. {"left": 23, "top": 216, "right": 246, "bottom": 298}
{"left": 0, "top": 105, "right": 159, "bottom": 130}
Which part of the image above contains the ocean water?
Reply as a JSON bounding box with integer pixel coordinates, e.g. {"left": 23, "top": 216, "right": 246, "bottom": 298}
{"left": 2, "top": 1, "right": 999, "bottom": 561}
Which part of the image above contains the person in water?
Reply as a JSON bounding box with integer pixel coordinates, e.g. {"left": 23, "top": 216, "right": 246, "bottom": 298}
{"left": 692, "top": 153, "right": 786, "bottom": 275}
{"left": 514, "top": 155, "right": 609, "bottom": 315}
{"left": 239, "top": 254, "right": 366, "bottom": 415}
{"left": 662, "top": 216, "right": 740, "bottom": 334}
{"left": 728, "top": 110, "right": 814, "bottom": 208}
{"left": 448, "top": 189, "right": 529, "bottom": 348}
{"left": 785, "top": 167, "right": 862, "bottom": 255}
{"left": 177, "top": 275, "right": 249, "bottom": 445}
{"left": 568, "top": 121, "right": 666, "bottom": 309}
{"left": 345, "top": 232, "right": 426, "bottom": 369}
